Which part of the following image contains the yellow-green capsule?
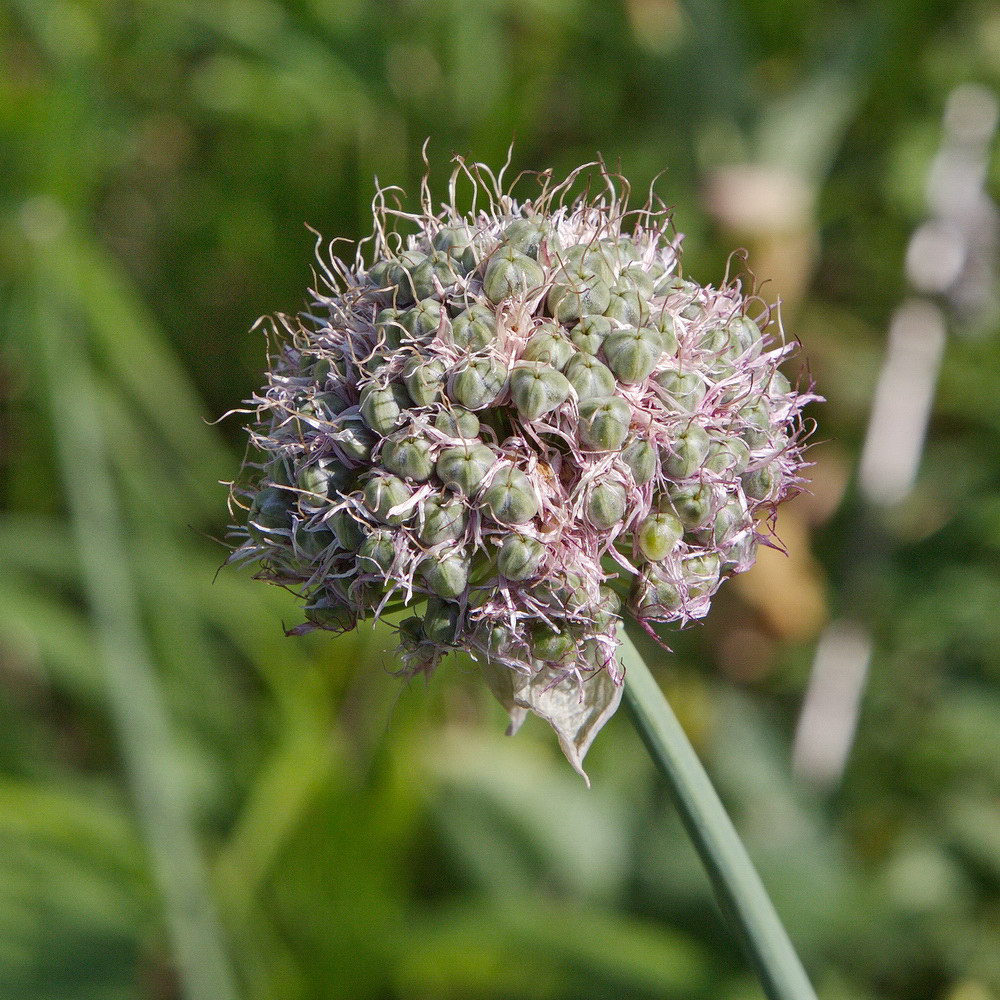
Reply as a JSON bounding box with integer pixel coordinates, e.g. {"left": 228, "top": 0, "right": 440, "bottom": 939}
{"left": 670, "top": 482, "right": 714, "bottom": 528}
{"left": 357, "top": 530, "right": 396, "bottom": 574}
{"left": 332, "top": 414, "right": 377, "bottom": 463}
{"left": 654, "top": 368, "right": 706, "bottom": 411}
{"left": 306, "top": 595, "right": 356, "bottom": 631}
{"left": 359, "top": 383, "right": 411, "bottom": 435}
{"left": 483, "top": 247, "right": 545, "bottom": 303}
{"left": 546, "top": 268, "right": 611, "bottom": 324}
{"left": 422, "top": 597, "right": 461, "bottom": 645}
{"left": 530, "top": 623, "right": 574, "bottom": 663}
{"left": 433, "top": 407, "right": 480, "bottom": 439}
{"left": 402, "top": 297, "right": 450, "bottom": 341}
{"left": 604, "top": 283, "right": 648, "bottom": 326}
{"left": 481, "top": 466, "right": 538, "bottom": 525}
{"left": 509, "top": 362, "right": 572, "bottom": 421}
{"left": 683, "top": 551, "right": 722, "bottom": 598}
{"left": 586, "top": 482, "right": 627, "bottom": 530}
{"left": 450, "top": 356, "right": 507, "bottom": 409}
{"left": 497, "top": 534, "right": 545, "bottom": 581}
{"left": 661, "top": 424, "right": 711, "bottom": 479}
{"left": 578, "top": 396, "right": 631, "bottom": 451}
{"left": 296, "top": 456, "right": 354, "bottom": 503}
{"left": 636, "top": 512, "right": 683, "bottom": 561}
{"left": 503, "top": 218, "right": 561, "bottom": 260}
{"left": 432, "top": 225, "right": 477, "bottom": 273}
{"left": 522, "top": 330, "right": 576, "bottom": 371}
{"left": 411, "top": 250, "right": 460, "bottom": 300}
{"left": 330, "top": 507, "right": 367, "bottom": 550}
{"left": 742, "top": 464, "right": 777, "bottom": 501}
{"left": 569, "top": 315, "right": 613, "bottom": 355}
{"left": 436, "top": 442, "right": 497, "bottom": 494}
{"left": 381, "top": 431, "right": 435, "bottom": 482}
{"left": 620, "top": 438, "right": 657, "bottom": 485}
{"left": 603, "top": 326, "right": 663, "bottom": 384}
{"left": 704, "top": 436, "right": 751, "bottom": 476}
{"left": 565, "top": 352, "right": 616, "bottom": 400}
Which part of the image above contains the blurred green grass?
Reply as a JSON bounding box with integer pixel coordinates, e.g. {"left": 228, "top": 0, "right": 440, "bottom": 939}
{"left": 1, "top": 1, "right": 1000, "bottom": 998}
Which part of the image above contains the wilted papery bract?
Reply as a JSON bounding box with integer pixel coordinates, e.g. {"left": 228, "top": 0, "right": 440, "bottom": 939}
{"left": 228, "top": 154, "right": 815, "bottom": 778}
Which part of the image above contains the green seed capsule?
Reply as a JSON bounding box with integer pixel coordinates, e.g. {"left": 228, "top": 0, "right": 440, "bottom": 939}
{"left": 569, "top": 315, "right": 613, "bottom": 355}
{"left": 740, "top": 401, "right": 773, "bottom": 449}
{"left": 402, "top": 297, "right": 450, "bottom": 341}
{"left": 670, "top": 482, "right": 714, "bottom": 528}
{"left": 497, "top": 534, "right": 545, "bottom": 581}
{"left": 729, "top": 315, "right": 761, "bottom": 352}
{"left": 604, "top": 284, "right": 648, "bottom": 326}
{"left": 411, "top": 250, "right": 459, "bottom": 300}
{"left": 363, "top": 474, "right": 413, "bottom": 525}
{"left": 333, "top": 414, "right": 377, "bottom": 463}
{"left": 295, "top": 391, "right": 348, "bottom": 428}
{"left": 637, "top": 512, "right": 683, "bottom": 561}
{"left": 433, "top": 407, "right": 480, "bottom": 438}
{"left": 711, "top": 499, "right": 746, "bottom": 544}
{"left": 586, "top": 482, "right": 627, "bottom": 530}
{"left": 306, "top": 595, "right": 355, "bottom": 631}
{"left": 450, "top": 356, "right": 507, "bottom": 409}
{"left": 565, "top": 353, "right": 617, "bottom": 400}
{"left": 704, "top": 436, "right": 751, "bottom": 476}
{"left": 483, "top": 247, "right": 545, "bottom": 303}
{"left": 432, "top": 225, "right": 477, "bottom": 273}
{"left": 403, "top": 357, "right": 447, "bottom": 407}
{"left": 621, "top": 438, "right": 657, "bottom": 485}
{"left": 768, "top": 369, "right": 792, "bottom": 397}
{"left": 578, "top": 396, "right": 631, "bottom": 451}
{"left": 296, "top": 456, "right": 353, "bottom": 503}
{"left": 359, "top": 383, "right": 411, "bottom": 435}
{"left": 560, "top": 245, "right": 615, "bottom": 285}
{"left": 481, "top": 466, "right": 538, "bottom": 525}
{"left": 649, "top": 311, "right": 679, "bottom": 354}
{"left": 422, "top": 598, "right": 461, "bottom": 645}
{"left": 436, "top": 443, "right": 497, "bottom": 494}
{"left": 357, "top": 530, "right": 396, "bottom": 575}
{"left": 248, "top": 487, "right": 292, "bottom": 542}
{"left": 683, "top": 552, "right": 722, "bottom": 597}
{"left": 265, "top": 456, "right": 293, "bottom": 487}
{"left": 385, "top": 249, "right": 426, "bottom": 306}
{"left": 603, "top": 326, "right": 663, "bottom": 384}
{"left": 618, "top": 263, "right": 656, "bottom": 298}
{"left": 503, "top": 218, "right": 560, "bottom": 260}
{"left": 451, "top": 304, "right": 496, "bottom": 351}
{"left": 296, "top": 525, "right": 337, "bottom": 558}
{"left": 630, "top": 568, "right": 683, "bottom": 617}
{"left": 522, "top": 331, "right": 576, "bottom": 370}
{"left": 509, "top": 362, "right": 572, "bottom": 421}
{"left": 417, "top": 494, "right": 468, "bottom": 545}
{"left": 742, "top": 464, "right": 777, "bottom": 501}
{"left": 654, "top": 368, "right": 706, "bottom": 411}
{"left": 330, "top": 507, "right": 367, "bottom": 550}
{"left": 531, "top": 623, "right": 574, "bottom": 663}
{"left": 546, "top": 271, "right": 612, "bottom": 324}
{"left": 366, "top": 259, "right": 393, "bottom": 295}
{"left": 375, "top": 307, "right": 407, "bottom": 349}
{"left": 661, "top": 424, "right": 711, "bottom": 479}
{"left": 381, "top": 432, "right": 435, "bottom": 482}
{"left": 419, "top": 550, "right": 469, "bottom": 599}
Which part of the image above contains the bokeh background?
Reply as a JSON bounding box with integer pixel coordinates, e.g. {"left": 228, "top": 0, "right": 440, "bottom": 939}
{"left": 2, "top": 1, "right": 1000, "bottom": 997}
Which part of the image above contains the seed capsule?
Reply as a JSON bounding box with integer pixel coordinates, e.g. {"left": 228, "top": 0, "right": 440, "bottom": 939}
{"left": 306, "top": 595, "right": 356, "bottom": 631}
{"left": 417, "top": 494, "right": 468, "bottom": 545}
{"left": 450, "top": 356, "right": 507, "bottom": 409}
{"left": 403, "top": 357, "right": 447, "bottom": 407}
{"left": 402, "top": 298, "right": 450, "bottom": 341}
{"left": 481, "top": 466, "right": 538, "bottom": 525}
{"left": 385, "top": 249, "right": 426, "bottom": 306}
{"left": 296, "top": 456, "right": 354, "bottom": 503}
{"left": 578, "top": 396, "right": 631, "bottom": 451}
{"left": 330, "top": 507, "right": 367, "bottom": 550}
{"left": 742, "top": 464, "right": 777, "bottom": 501}
{"left": 531, "top": 623, "right": 574, "bottom": 663}
{"left": 620, "top": 438, "right": 657, "bottom": 485}
{"left": 451, "top": 304, "right": 496, "bottom": 351}
{"left": 618, "top": 263, "right": 655, "bottom": 298}
{"left": 603, "top": 326, "right": 663, "bottom": 384}
{"left": 670, "top": 482, "right": 714, "bottom": 528}
{"left": 422, "top": 598, "right": 461, "bottom": 645}
{"left": 711, "top": 499, "right": 746, "bottom": 544}
{"left": 358, "top": 530, "right": 396, "bottom": 574}
{"left": 604, "top": 284, "right": 647, "bottom": 326}
{"left": 510, "top": 362, "right": 572, "bottom": 421}
{"left": 569, "top": 315, "right": 612, "bottom": 355}
{"left": 565, "top": 353, "right": 616, "bottom": 400}
{"left": 654, "top": 368, "right": 706, "bottom": 411}
{"left": 683, "top": 551, "right": 722, "bottom": 597}
{"left": 332, "top": 414, "right": 377, "bottom": 463}
{"left": 433, "top": 407, "right": 480, "bottom": 439}
{"left": 497, "top": 534, "right": 545, "bottom": 581}
{"left": 637, "top": 512, "right": 683, "bottom": 561}
{"left": 503, "top": 218, "right": 560, "bottom": 260}
{"left": 359, "top": 383, "right": 411, "bottom": 435}
{"left": 248, "top": 487, "right": 292, "bottom": 542}
{"left": 436, "top": 442, "right": 497, "bottom": 494}
{"left": 630, "top": 568, "right": 683, "bottom": 617}
{"left": 483, "top": 247, "right": 545, "bottom": 303}
{"left": 419, "top": 550, "right": 469, "bottom": 599}
{"left": 586, "top": 482, "right": 627, "bottom": 530}
{"left": 375, "top": 307, "right": 407, "bottom": 349}
{"left": 739, "top": 401, "right": 773, "bottom": 449}
{"left": 432, "top": 224, "right": 477, "bottom": 272}
{"left": 649, "top": 311, "right": 679, "bottom": 354}
{"left": 522, "top": 330, "right": 576, "bottom": 370}
{"left": 363, "top": 474, "right": 413, "bottom": 525}
{"left": 661, "top": 424, "right": 711, "bottom": 479}
{"left": 411, "top": 250, "right": 459, "bottom": 300}
{"left": 296, "top": 524, "right": 337, "bottom": 558}
{"left": 381, "top": 432, "right": 435, "bottom": 482}
{"left": 546, "top": 268, "right": 611, "bottom": 323}
{"left": 704, "top": 436, "right": 751, "bottom": 476}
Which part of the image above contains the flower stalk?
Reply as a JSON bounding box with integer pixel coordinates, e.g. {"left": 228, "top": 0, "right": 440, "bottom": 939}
{"left": 619, "top": 627, "right": 817, "bottom": 1000}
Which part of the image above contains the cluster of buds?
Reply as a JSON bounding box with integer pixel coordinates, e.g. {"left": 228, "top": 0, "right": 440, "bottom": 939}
{"left": 230, "top": 157, "right": 814, "bottom": 775}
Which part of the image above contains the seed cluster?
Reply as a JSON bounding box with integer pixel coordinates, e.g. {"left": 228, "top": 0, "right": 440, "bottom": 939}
{"left": 231, "top": 159, "right": 813, "bottom": 773}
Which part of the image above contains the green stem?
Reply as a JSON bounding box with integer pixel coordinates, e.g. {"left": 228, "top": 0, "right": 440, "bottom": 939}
{"left": 619, "top": 628, "right": 817, "bottom": 1000}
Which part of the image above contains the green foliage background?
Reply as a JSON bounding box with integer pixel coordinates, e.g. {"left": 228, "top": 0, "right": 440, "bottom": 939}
{"left": 1, "top": 1, "right": 999, "bottom": 997}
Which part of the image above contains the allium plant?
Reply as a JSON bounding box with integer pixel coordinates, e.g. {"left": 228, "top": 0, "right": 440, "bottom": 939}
{"left": 229, "top": 157, "right": 813, "bottom": 777}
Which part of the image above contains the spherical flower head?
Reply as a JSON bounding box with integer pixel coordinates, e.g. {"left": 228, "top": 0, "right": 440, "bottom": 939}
{"left": 229, "top": 155, "right": 817, "bottom": 780}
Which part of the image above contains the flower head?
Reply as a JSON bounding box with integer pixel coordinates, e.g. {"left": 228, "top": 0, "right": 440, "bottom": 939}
{"left": 230, "top": 155, "right": 816, "bottom": 778}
